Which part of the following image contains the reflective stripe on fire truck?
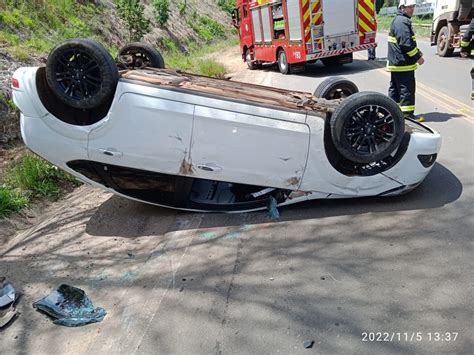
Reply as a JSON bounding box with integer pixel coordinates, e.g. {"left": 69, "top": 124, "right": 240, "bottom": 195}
{"left": 357, "top": 0, "right": 376, "bottom": 41}
{"left": 303, "top": 0, "right": 322, "bottom": 45}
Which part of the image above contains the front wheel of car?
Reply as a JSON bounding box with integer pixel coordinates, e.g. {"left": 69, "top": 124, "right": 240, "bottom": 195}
{"left": 45, "top": 38, "right": 119, "bottom": 110}
{"left": 330, "top": 92, "right": 405, "bottom": 164}
{"left": 314, "top": 77, "right": 359, "bottom": 100}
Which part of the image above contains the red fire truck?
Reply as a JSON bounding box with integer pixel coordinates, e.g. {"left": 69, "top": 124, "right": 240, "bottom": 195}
{"left": 232, "top": 0, "right": 377, "bottom": 74}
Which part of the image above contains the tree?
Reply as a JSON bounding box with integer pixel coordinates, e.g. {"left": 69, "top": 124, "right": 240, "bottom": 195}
{"left": 115, "top": 0, "right": 150, "bottom": 42}
{"left": 152, "top": 0, "right": 171, "bottom": 28}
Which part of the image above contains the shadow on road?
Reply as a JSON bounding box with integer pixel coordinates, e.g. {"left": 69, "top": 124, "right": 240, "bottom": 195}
{"left": 422, "top": 111, "right": 466, "bottom": 123}
{"left": 85, "top": 163, "right": 462, "bottom": 238}
{"left": 1, "top": 163, "right": 470, "bottom": 354}
{"left": 258, "top": 58, "right": 386, "bottom": 78}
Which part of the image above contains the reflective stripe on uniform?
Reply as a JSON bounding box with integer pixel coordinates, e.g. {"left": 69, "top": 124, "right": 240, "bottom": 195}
{"left": 461, "top": 40, "right": 471, "bottom": 47}
{"left": 471, "top": 49, "right": 474, "bottom": 56}
{"left": 386, "top": 63, "right": 418, "bottom": 72}
{"left": 400, "top": 105, "right": 416, "bottom": 113}
{"left": 407, "top": 47, "right": 419, "bottom": 57}
{"left": 388, "top": 36, "right": 397, "bottom": 43}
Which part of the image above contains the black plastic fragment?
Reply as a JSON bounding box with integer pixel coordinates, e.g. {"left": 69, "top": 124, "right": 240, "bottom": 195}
{"left": 303, "top": 340, "right": 315, "bottom": 349}
{"left": 32, "top": 284, "right": 106, "bottom": 327}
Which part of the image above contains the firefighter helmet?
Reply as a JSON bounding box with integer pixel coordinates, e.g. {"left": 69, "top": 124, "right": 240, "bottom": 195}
{"left": 399, "top": 0, "right": 417, "bottom": 8}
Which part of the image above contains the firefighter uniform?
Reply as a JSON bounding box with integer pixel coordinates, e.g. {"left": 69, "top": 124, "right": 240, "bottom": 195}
{"left": 460, "top": 19, "right": 474, "bottom": 100}
{"left": 387, "top": 9, "right": 422, "bottom": 117}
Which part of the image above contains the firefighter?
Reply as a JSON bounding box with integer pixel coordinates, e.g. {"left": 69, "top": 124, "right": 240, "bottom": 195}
{"left": 387, "top": 0, "right": 425, "bottom": 122}
{"left": 460, "top": 18, "right": 473, "bottom": 100}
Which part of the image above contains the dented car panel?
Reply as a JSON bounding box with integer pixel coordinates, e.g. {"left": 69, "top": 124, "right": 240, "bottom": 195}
{"left": 88, "top": 92, "right": 195, "bottom": 177}
{"left": 301, "top": 115, "right": 404, "bottom": 196}
{"left": 191, "top": 105, "right": 310, "bottom": 189}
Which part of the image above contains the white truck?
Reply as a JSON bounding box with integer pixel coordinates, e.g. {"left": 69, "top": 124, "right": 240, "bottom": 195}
{"left": 431, "top": 0, "right": 473, "bottom": 56}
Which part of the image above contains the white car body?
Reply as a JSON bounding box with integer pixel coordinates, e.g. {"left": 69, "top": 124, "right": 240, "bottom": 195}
{"left": 12, "top": 67, "right": 441, "bottom": 213}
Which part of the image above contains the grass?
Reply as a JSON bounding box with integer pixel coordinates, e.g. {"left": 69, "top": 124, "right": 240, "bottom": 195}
{"left": 163, "top": 38, "right": 238, "bottom": 77}
{"left": 377, "top": 15, "right": 433, "bottom": 38}
{"left": 0, "top": 186, "right": 28, "bottom": 218}
{"left": 0, "top": 0, "right": 101, "bottom": 61}
{"left": 0, "top": 152, "right": 80, "bottom": 218}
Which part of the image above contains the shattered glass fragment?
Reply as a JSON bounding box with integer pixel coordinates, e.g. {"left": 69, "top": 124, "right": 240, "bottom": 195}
{"left": 267, "top": 196, "right": 281, "bottom": 220}
{"left": 0, "top": 278, "right": 16, "bottom": 307}
{"left": 33, "top": 285, "right": 106, "bottom": 327}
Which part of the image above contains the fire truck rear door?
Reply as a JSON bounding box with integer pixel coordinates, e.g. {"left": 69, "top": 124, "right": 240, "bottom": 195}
{"left": 322, "top": 0, "right": 357, "bottom": 37}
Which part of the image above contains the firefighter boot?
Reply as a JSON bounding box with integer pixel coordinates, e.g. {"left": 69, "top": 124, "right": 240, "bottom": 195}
{"left": 404, "top": 113, "right": 425, "bottom": 123}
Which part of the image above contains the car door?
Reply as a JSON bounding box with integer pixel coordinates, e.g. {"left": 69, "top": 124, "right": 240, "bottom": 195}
{"left": 190, "top": 105, "right": 310, "bottom": 190}
{"left": 88, "top": 92, "right": 194, "bottom": 176}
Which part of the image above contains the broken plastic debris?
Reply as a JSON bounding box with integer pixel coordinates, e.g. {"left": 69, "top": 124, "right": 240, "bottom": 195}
{"left": 303, "top": 340, "right": 315, "bottom": 349}
{"left": 0, "top": 278, "right": 16, "bottom": 307}
{"left": 33, "top": 285, "right": 106, "bottom": 327}
{"left": 0, "top": 306, "right": 17, "bottom": 329}
{"left": 267, "top": 196, "right": 281, "bottom": 219}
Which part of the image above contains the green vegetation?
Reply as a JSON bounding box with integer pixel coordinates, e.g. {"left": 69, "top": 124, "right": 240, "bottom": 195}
{"left": 0, "top": 152, "right": 79, "bottom": 218}
{"left": 0, "top": 93, "right": 16, "bottom": 110}
{"left": 152, "top": 0, "right": 171, "bottom": 28}
{"left": 0, "top": 186, "right": 28, "bottom": 218}
{"left": 116, "top": 0, "right": 151, "bottom": 42}
{"left": 217, "top": 0, "right": 235, "bottom": 13}
{"left": 0, "top": 0, "right": 102, "bottom": 61}
{"left": 188, "top": 13, "right": 226, "bottom": 43}
{"left": 163, "top": 39, "right": 238, "bottom": 78}
{"left": 377, "top": 15, "right": 433, "bottom": 38}
{"left": 179, "top": 1, "right": 187, "bottom": 15}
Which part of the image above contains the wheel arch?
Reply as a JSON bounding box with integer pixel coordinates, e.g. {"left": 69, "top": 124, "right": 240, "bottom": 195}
{"left": 276, "top": 46, "right": 284, "bottom": 61}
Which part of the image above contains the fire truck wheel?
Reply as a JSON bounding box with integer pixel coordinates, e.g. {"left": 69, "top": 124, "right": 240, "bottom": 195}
{"left": 277, "top": 49, "right": 290, "bottom": 75}
{"left": 45, "top": 38, "right": 119, "bottom": 110}
{"left": 436, "top": 26, "right": 454, "bottom": 57}
{"left": 313, "top": 77, "right": 359, "bottom": 100}
{"left": 117, "top": 43, "right": 165, "bottom": 69}
{"left": 330, "top": 92, "right": 405, "bottom": 164}
{"left": 246, "top": 48, "right": 260, "bottom": 70}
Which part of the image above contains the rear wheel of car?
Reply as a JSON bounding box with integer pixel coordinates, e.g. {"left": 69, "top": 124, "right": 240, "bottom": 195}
{"left": 277, "top": 49, "right": 290, "bottom": 75}
{"left": 330, "top": 92, "right": 405, "bottom": 164}
{"left": 437, "top": 26, "right": 454, "bottom": 57}
{"left": 117, "top": 43, "right": 165, "bottom": 69}
{"left": 45, "top": 39, "right": 119, "bottom": 110}
{"left": 314, "top": 77, "right": 359, "bottom": 100}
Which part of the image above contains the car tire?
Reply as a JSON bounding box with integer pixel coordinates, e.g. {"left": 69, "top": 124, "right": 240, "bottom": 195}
{"left": 46, "top": 38, "right": 119, "bottom": 110}
{"left": 437, "top": 26, "right": 454, "bottom": 57}
{"left": 330, "top": 92, "right": 405, "bottom": 164}
{"left": 314, "top": 77, "right": 359, "bottom": 100}
{"left": 277, "top": 49, "right": 290, "bottom": 75}
{"left": 117, "top": 42, "right": 165, "bottom": 69}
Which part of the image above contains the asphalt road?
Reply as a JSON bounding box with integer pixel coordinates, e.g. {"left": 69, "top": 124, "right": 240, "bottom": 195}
{"left": 1, "top": 34, "right": 473, "bottom": 354}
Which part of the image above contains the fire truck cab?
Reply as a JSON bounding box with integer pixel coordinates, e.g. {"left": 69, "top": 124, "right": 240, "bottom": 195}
{"left": 233, "top": 0, "right": 378, "bottom": 74}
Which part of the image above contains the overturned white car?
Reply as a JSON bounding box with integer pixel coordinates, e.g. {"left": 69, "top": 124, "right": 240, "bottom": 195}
{"left": 12, "top": 39, "right": 441, "bottom": 213}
